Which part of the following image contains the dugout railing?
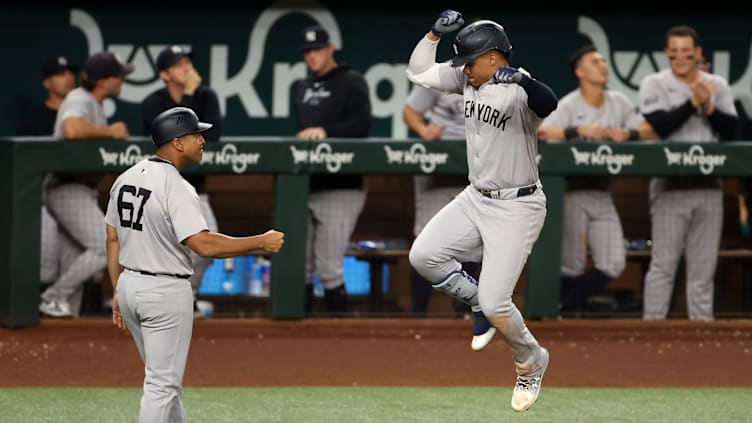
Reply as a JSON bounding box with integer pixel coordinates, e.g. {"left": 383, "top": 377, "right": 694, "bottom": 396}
{"left": 3, "top": 137, "right": 752, "bottom": 328}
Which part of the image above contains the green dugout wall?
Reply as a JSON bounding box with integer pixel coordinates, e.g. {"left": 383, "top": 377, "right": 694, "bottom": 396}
{"left": 3, "top": 138, "right": 752, "bottom": 328}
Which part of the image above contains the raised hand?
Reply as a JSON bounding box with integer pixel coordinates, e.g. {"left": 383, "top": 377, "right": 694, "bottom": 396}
{"left": 493, "top": 66, "right": 523, "bottom": 84}
{"left": 181, "top": 68, "right": 202, "bottom": 96}
{"left": 431, "top": 10, "right": 464, "bottom": 35}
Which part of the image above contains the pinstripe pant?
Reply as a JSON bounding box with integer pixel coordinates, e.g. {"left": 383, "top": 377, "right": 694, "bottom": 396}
{"left": 40, "top": 205, "right": 61, "bottom": 284}
{"left": 43, "top": 183, "right": 107, "bottom": 315}
{"left": 643, "top": 186, "right": 722, "bottom": 321}
{"left": 560, "top": 191, "right": 626, "bottom": 279}
{"left": 306, "top": 189, "right": 366, "bottom": 289}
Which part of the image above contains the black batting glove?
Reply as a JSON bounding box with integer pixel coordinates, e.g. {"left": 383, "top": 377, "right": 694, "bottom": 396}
{"left": 493, "top": 66, "right": 524, "bottom": 84}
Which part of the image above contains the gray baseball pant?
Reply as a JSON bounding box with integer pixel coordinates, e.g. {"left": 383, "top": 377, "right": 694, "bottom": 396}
{"left": 305, "top": 189, "right": 366, "bottom": 289}
{"left": 43, "top": 183, "right": 107, "bottom": 315}
{"left": 643, "top": 188, "right": 722, "bottom": 321}
{"left": 118, "top": 271, "right": 194, "bottom": 423}
{"left": 560, "top": 190, "right": 626, "bottom": 279}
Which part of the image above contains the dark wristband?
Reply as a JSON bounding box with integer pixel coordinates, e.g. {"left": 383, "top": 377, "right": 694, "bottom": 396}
{"left": 628, "top": 129, "right": 640, "bottom": 141}
{"left": 564, "top": 127, "right": 578, "bottom": 140}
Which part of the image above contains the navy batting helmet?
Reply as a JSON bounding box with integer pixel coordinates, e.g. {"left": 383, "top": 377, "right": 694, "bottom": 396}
{"left": 150, "top": 107, "right": 213, "bottom": 147}
{"left": 451, "top": 20, "right": 513, "bottom": 67}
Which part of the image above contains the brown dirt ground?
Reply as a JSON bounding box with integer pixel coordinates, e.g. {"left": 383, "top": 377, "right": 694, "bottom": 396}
{"left": 1, "top": 318, "right": 751, "bottom": 388}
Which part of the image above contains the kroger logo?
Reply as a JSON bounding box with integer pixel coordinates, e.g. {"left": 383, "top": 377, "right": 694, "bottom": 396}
{"left": 201, "top": 143, "right": 260, "bottom": 174}
{"left": 99, "top": 144, "right": 149, "bottom": 167}
{"left": 290, "top": 143, "right": 354, "bottom": 173}
{"left": 570, "top": 145, "right": 635, "bottom": 174}
{"left": 384, "top": 143, "right": 449, "bottom": 174}
{"left": 663, "top": 145, "right": 727, "bottom": 175}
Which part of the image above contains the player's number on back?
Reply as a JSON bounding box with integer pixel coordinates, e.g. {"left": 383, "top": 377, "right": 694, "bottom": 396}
{"left": 117, "top": 185, "right": 152, "bottom": 231}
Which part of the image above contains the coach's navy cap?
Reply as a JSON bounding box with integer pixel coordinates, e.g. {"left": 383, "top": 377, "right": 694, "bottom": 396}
{"left": 41, "top": 56, "right": 79, "bottom": 79}
{"left": 156, "top": 45, "right": 195, "bottom": 71}
{"left": 83, "top": 51, "right": 134, "bottom": 81}
{"left": 300, "top": 25, "right": 330, "bottom": 50}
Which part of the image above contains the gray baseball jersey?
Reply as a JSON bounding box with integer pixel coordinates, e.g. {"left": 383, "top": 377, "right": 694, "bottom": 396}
{"left": 639, "top": 69, "right": 737, "bottom": 142}
{"left": 446, "top": 65, "right": 540, "bottom": 190}
{"left": 407, "top": 36, "right": 547, "bottom": 374}
{"left": 542, "top": 89, "right": 643, "bottom": 134}
{"left": 52, "top": 87, "right": 107, "bottom": 137}
{"left": 407, "top": 39, "right": 542, "bottom": 190}
{"left": 105, "top": 157, "right": 208, "bottom": 276}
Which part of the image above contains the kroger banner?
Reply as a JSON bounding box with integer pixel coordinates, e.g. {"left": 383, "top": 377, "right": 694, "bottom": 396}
{"left": 2, "top": 3, "right": 750, "bottom": 138}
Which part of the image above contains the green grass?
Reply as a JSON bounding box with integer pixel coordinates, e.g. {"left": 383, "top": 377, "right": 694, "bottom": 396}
{"left": 0, "top": 387, "right": 749, "bottom": 422}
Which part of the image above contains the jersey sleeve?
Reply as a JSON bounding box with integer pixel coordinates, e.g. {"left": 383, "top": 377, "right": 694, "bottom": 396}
{"left": 541, "top": 103, "right": 572, "bottom": 128}
{"left": 405, "top": 85, "right": 441, "bottom": 114}
{"left": 166, "top": 174, "right": 209, "bottom": 243}
{"left": 638, "top": 75, "right": 668, "bottom": 115}
{"left": 614, "top": 91, "right": 644, "bottom": 129}
{"left": 406, "top": 36, "right": 463, "bottom": 94}
{"left": 104, "top": 179, "right": 121, "bottom": 228}
{"left": 56, "top": 95, "right": 89, "bottom": 123}
{"left": 712, "top": 76, "right": 738, "bottom": 116}
{"left": 540, "top": 97, "right": 573, "bottom": 128}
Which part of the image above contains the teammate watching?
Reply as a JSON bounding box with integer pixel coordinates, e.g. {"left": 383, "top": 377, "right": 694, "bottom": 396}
{"left": 141, "top": 45, "right": 224, "bottom": 318}
{"left": 17, "top": 55, "right": 79, "bottom": 291}
{"left": 638, "top": 25, "right": 739, "bottom": 321}
{"left": 107, "top": 106, "right": 284, "bottom": 422}
{"left": 39, "top": 51, "right": 133, "bottom": 318}
{"left": 402, "top": 84, "right": 495, "bottom": 350}
{"left": 537, "top": 44, "right": 653, "bottom": 315}
{"left": 294, "top": 25, "right": 372, "bottom": 314}
{"left": 406, "top": 10, "right": 557, "bottom": 412}
{"left": 18, "top": 56, "right": 79, "bottom": 136}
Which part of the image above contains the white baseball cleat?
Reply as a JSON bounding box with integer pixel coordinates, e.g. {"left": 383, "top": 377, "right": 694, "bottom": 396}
{"left": 39, "top": 299, "right": 74, "bottom": 318}
{"left": 511, "top": 347, "right": 549, "bottom": 412}
{"left": 470, "top": 311, "right": 496, "bottom": 351}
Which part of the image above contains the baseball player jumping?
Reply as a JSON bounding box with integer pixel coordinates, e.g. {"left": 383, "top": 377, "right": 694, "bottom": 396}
{"left": 406, "top": 10, "right": 558, "bottom": 412}
{"left": 106, "top": 107, "right": 284, "bottom": 422}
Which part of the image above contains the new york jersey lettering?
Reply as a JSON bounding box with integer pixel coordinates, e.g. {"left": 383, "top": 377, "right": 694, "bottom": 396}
{"left": 464, "top": 100, "right": 512, "bottom": 129}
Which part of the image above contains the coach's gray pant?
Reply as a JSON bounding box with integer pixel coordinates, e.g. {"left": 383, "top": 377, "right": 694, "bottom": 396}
{"left": 118, "top": 271, "right": 194, "bottom": 423}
